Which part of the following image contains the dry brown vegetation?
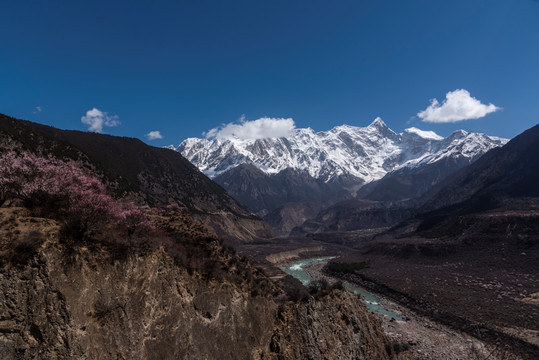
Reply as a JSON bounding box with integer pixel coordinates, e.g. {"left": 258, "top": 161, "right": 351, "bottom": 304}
{"left": 0, "top": 207, "right": 58, "bottom": 268}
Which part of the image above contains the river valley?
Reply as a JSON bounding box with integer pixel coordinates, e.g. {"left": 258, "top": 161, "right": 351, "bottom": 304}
{"left": 275, "top": 254, "right": 523, "bottom": 360}
{"left": 280, "top": 257, "right": 403, "bottom": 320}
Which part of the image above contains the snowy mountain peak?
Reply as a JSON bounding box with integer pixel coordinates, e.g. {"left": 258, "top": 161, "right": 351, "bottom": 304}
{"left": 368, "top": 117, "right": 388, "bottom": 129}
{"left": 175, "top": 120, "right": 508, "bottom": 184}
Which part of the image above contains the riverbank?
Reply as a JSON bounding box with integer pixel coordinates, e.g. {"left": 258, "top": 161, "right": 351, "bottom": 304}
{"left": 298, "top": 260, "right": 518, "bottom": 360}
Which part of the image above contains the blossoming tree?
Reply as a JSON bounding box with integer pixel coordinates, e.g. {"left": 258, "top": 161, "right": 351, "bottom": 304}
{"left": 0, "top": 151, "right": 152, "bottom": 235}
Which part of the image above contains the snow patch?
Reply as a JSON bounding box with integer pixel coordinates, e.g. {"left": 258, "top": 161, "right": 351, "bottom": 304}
{"left": 404, "top": 127, "right": 443, "bottom": 140}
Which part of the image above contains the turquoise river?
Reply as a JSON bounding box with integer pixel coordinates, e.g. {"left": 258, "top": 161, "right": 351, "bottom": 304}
{"left": 280, "top": 257, "right": 403, "bottom": 320}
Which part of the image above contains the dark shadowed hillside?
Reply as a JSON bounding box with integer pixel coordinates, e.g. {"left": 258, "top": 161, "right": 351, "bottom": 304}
{"left": 214, "top": 164, "right": 354, "bottom": 234}
{"left": 0, "top": 114, "right": 272, "bottom": 242}
{"left": 363, "top": 156, "right": 480, "bottom": 202}
{"left": 419, "top": 123, "right": 539, "bottom": 215}
{"left": 292, "top": 199, "right": 413, "bottom": 235}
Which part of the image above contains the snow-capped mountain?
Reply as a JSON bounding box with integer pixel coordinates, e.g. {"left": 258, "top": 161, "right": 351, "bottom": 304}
{"left": 175, "top": 117, "right": 508, "bottom": 184}
{"left": 174, "top": 118, "right": 508, "bottom": 234}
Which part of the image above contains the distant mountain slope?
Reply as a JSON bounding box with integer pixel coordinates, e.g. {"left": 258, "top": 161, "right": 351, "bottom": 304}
{"left": 363, "top": 130, "right": 504, "bottom": 202}
{"left": 214, "top": 164, "right": 358, "bottom": 234}
{"left": 418, "top": 122, "right": 539, "bottom": 217}
{"left": 293, "top": 199, "right": 413, "bottom": 235}
{"left": 214, "top": 163, "right": 352, "bottom": 212}
{"left": 0, "top": 114, "right": 272, "bottom": 242}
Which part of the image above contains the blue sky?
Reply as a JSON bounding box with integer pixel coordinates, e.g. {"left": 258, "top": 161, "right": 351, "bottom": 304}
{"left": 1, "top": 0, "right": 538, "bottom": 145}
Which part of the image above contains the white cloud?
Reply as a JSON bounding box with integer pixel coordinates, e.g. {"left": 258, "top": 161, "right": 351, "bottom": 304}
{"left": 417, "top": 89, "right": 500, "bottom": 123}
{"left": 32, "top": 106, "right": 42, "bottom": 114}
{"left": 146, "top": 130, "right": 163, "bottom": 140}
{"left": 81, "top": 108, "right": 120, "bottom": 133}
{"left": 204, "top": 116, "right": 296, "bottom": 140}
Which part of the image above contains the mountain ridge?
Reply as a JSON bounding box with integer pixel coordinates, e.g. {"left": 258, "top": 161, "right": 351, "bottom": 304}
{"left": 176, "top": 117, "right": 507, "bottom": 184}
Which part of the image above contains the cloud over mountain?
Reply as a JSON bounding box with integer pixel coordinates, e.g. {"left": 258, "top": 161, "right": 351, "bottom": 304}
{"left": 81, "top": 108, "right": 120, "bottom": 133}
{"left": 204, "top": 116, "right": 295, "bottom": 140}
{"left": 418, "top": 89, "right": 500, "bottom": 123}
{"left": 146, "top": 131, "right": 163, "bottom": 140}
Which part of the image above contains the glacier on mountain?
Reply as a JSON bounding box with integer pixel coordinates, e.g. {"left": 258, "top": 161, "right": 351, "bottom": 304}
{"left": 175, "top": 117, "right": 508, "bottom": 184}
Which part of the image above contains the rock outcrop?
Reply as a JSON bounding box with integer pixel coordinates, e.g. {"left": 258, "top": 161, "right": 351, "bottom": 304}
{"left": 270, "top": 292, "right": 394, "bottom": 359}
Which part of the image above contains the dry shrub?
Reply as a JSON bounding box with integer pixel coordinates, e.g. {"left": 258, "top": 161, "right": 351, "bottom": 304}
{"left": 2, "top": 231, "right": 45, "bottom": 267}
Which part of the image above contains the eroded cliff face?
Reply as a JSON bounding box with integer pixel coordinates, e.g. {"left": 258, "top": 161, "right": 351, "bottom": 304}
{"left": 0, "top": 208, "right": 394, "bottom": 359}
{"left": 270, "top": 292, "right": 395, "bottom": 359}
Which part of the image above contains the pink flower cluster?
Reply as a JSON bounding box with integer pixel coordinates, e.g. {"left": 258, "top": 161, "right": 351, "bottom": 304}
{"left": 0, "top": 151, "right": 153, "bottom": 234}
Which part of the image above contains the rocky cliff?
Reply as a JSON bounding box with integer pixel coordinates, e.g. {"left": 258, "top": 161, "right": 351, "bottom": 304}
{"left": 0, "top": 207, "right": 395, "bottom": 359}
{"left": 270, "top": 291, "right": 395, "bottom": 359}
